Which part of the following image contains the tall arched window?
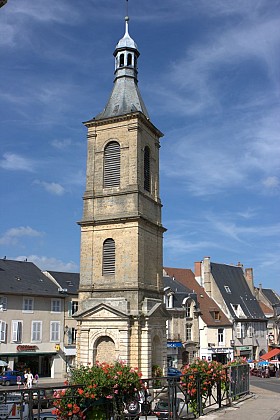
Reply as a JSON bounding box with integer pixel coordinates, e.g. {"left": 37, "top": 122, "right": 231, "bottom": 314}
{"left": 102, "top": 238, "right": 115, "bottom": 276}
{"left": 120, "top": 54, "right": 124, "bottom": 67}
{"left": 104, "top": 141, "right": 120, "bottom": 188}
{"left": 127, "top": 53, "right": 132, "bottom": 66}
{"left": 144, "top": 146, "right": 150, "bottom": 192}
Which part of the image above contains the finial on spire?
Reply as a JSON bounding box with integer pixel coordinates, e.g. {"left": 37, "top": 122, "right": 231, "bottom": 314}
{"left": 126, "top": 0, "right": 129, "bottom": 17}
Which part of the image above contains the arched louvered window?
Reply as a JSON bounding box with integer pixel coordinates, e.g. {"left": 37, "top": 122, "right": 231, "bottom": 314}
{"left": 104, "top": 141, "right": 120, "bottom": 188}
{"left": 120, "top": 54, "right": 124, "bottom": 67}
{"left": 127, "top": 53, "right": 132, "bottom": 66}
{"left": 144, "top": 146, "right": 150, "bottom": 192}
{"left": 103, "top": 238, "right": 115, "bottom": 276}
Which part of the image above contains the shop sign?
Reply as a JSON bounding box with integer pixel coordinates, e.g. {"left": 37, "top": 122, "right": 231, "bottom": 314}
{"left": 167, "top": 342, "right": 183, "bottom": 348}
{"left": 211, "top": 348, "right": 228, "bottom": 353}
{"left": 238, "top": 346, "right": 251, "bottom": 351}
{"left": 16, "top": 345, "right": 38, "bottom": 352}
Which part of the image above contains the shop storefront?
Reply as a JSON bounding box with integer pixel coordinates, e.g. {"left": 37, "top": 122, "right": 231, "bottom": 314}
{"left": 200, "top": 346, "right": 234, "bottom": 364}
{"left": 235, "top": 345, "right": 253, "bottom": 360}
{"left": 0, "top": 345, "right": 57, "bottom": 377}
{"left": 167, "top": 341, "right": 183, "bottom": 368}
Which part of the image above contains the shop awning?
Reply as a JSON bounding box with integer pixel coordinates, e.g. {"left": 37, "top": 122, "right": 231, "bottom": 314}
{"left": 260, "top": 348, "right": 280, "bottom": 361}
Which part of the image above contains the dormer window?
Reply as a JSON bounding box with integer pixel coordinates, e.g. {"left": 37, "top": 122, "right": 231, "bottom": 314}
{"left": 224, "top": 286, "right": 231, "bottom": 294}
{"left": 231, "top": 303, "right": 245, "bottom": 318}
{"left": 212, "top": 311, "right": 221, "bottom": 321}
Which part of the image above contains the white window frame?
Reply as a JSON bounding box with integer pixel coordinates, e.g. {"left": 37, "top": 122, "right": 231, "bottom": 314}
{"left": 22, "top": 297, "right": 34, "bottom": 313}
{"left": 218, "top": 328, "right": 225, "bottom": 345}
{"left": 68, "top": 300, "right": 78, "bottom": 316}
{"left": 185, "top": 304, "right": 191, "bottom": 318}
{"left": 247, "top": 324, "right": 253, "bottom": 338}
{"left": 67, "top": 327, "right": 77, "bottom": 345}
{"left": 50, "top": 321, "right": 60, "bottom": 342}
{"left": 236, "top": 322, "right": 242, "bottom": 339}
{"left": 11, "top": 320, "right": 23, "bottom": 342}
{"left": 0, "top": 320, "right": 7, "bottom": 342}
{"left": 186, "top": 324, "right": 192, "bottom": 341}
{"left": 51, "top": 299, "right": 61, "bottom": 313}
{"left": 0, "top": 296, "right": 7, "bottom": 311}
{"left": 31, "top": 321, "right": 42, "bottom": 342}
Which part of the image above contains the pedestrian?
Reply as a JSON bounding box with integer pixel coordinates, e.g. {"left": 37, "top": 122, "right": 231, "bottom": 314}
{"left": 34, "top": 373, "right": 39, "bottom": 386}
{"left": 26, "top": 369, "right": 33, "bottom": 388}
{"left": 23, "top": 370, "right": 28, "bottom": 389}
{"left": 16, "top": 375, "right": 22, "bottom": 389}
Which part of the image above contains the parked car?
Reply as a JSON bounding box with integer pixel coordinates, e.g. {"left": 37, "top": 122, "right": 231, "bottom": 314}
{"left": 0, "top": 371, "right": 24, "bottom": 386}
{"left": 167, "top": 367, "right": 182, "bottom": 377}
{"left": 153, "top": 398, "right": 188, "bottom": 419}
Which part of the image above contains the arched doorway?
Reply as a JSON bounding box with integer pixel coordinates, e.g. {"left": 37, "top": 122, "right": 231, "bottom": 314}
{"left": 95, "top": 336, "right": 116, "bottom": 364}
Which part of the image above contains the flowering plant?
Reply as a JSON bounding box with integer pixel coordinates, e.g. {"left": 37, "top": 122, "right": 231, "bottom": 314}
{"left": 52, "top": 361, "right": 142, "bottom": 419}
{"left": 181, "top": 359, "right": 226, "bottom": 416}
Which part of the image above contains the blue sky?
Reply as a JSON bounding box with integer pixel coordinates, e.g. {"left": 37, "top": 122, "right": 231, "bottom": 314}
{"left": 1, "top": 0, "right": 279, "bottom": 292}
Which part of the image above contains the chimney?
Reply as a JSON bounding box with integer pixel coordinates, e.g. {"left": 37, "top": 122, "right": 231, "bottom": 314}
{"left": 194, "top": 261, "right": 201, "bottom": 276}
{"left": 203, "top": 257, "right": 212, "bottom": 296}
{"left": 244, "top": 268, "right": 254, "bottom": 294}
{"left": 194, "top": 261, "right": 203, "bottom": 286}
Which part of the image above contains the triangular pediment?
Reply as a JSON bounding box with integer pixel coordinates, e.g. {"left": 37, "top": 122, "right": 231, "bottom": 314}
{"left": 74, "top": 301, "right": 129, "bottom": 321}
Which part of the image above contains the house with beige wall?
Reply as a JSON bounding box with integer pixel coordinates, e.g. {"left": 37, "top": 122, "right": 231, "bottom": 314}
{"left": 164, "top": 267, "right": 233, "bottom": 364}
{"left": 195, "top": 257, "right": 268, "bottom": 360}
{"left": 0, "top": 259, "right": 67, "bottom": 378}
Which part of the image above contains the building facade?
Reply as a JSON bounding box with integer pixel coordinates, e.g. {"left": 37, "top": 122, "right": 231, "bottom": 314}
{"left": 195, "top": 257, "right": 268, "bottom": 360}
{"left": 0, "top": 259, "right": 67, "bottom": 378}
{"left": 75, "top": 16, "right": 168, "bottom": 377}
{"left": 165, "top": 267, "right": 233, "bottom": 364}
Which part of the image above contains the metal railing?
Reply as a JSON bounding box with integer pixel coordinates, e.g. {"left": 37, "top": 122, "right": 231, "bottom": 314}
{"left": 0, "top": 365, "right": 250, "bottom": 420}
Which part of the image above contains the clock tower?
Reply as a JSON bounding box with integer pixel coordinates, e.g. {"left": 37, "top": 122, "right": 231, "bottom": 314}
{"left": 76, "top": 16, "right": 168, "bottom": 377}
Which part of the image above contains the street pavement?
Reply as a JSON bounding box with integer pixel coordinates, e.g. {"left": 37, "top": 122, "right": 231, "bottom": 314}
{"left": 205, "top": 384, "right": 280, "bottom": 420}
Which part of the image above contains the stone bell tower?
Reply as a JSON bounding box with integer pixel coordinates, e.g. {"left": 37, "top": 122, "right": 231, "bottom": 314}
{"left": 76, "top": 16, "right": 168, "bottom": 377}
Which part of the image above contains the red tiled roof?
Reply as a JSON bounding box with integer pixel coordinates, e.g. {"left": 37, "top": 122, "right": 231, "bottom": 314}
{"left": 164, "top": 267, "right": 232, "bottom": 327}
{"left": 260, "top": 348, "right": 280, "bottom": 361}
{"left": 258, "top": 301, "right": 274, "bottom": 316}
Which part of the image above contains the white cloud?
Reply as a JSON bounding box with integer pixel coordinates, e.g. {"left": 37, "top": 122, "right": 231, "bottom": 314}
{"left": 34, "top": 180, "right": 65, "bottom": 196}
{"left": 51, "top": 139, "right": 72, "bottom": 150}
{"left": 17, "top": 255, "right": 78, "bottom": 272}
{"left": 0, "top": 153, "right": 35, "bottom": 172}
{"left": 0, "top": 226, "right": 43, "bottom": 246}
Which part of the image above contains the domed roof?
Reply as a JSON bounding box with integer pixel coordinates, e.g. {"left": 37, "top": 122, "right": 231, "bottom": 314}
{"left": 116, "top": 16, "right": 138, "bottom": 50}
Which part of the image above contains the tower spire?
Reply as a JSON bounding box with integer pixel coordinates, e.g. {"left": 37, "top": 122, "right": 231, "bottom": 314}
{"left": 95, "top": 7, "right": 149, "bottom": 120}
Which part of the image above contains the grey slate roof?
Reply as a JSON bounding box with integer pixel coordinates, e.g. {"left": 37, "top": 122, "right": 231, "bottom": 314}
{"left": 0, "top": 259, "right": 62, "bottom": 296}
{"left": 46, "top": 271, "right": 79, "bottom": 295}
{"left": 261, "top": 288, "right": 280, "bottom": 306}
{"left": 211, "top": 262, "right": 266, "bottom": 320}
{"left": 95, "top": 77, "right": 149, "bottom": 120}
{"left": 163, "top": 275, "right": 197, "bottom": 308}
{"left": 94, "top": 17, "right": 149, "bottom": 121}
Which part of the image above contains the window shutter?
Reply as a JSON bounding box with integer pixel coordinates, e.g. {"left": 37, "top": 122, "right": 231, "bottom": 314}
{"left": 144, "top": 146, "right": 150, "bottom": 192}
{"left": 0, "top": 321, "right": 6, "bottom": 342}
{"left": 103, "top": 238, "right": 115, "bottom": 276}
{"left": 236, "top": 322, "right": 242, "bottom": 339}
{"left": 104, "top": 142, "right": 120, "bottom": 188}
